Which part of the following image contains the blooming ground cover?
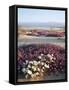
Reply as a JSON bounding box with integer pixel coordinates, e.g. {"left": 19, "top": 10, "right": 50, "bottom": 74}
{"left": 17, "top": 44, "right": 65, "bottom": 81}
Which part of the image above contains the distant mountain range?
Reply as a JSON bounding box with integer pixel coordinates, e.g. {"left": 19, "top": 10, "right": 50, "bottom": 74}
{"left": 18, "top": 22, "right": 65, "bottom": 28}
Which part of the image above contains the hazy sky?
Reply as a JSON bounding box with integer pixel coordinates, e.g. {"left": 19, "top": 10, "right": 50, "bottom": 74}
{"left": 18, "top": 8, "right": 65, "bottom": 24}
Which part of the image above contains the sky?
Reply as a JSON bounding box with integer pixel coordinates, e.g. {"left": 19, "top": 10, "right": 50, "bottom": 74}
{"left": 18, "top": 8, "right": 65, "bottom": 25}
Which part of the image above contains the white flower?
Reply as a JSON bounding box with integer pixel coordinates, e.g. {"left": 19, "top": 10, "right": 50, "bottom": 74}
{"left": 28, "top": 64, "right": 31, "bottom": 68}
{"left": 53, "top": 57, "right": 56, "bottom": 60}
{"left": 41, "top": 53, "right": 44, "bottom": 56}
{"left": 42, "top": 66, "right": 45, "bottom": 70}
{"left": 33, "top": 61, "right": 38, "bottom": 65}
{"left": 29, "top": 61, "right": 33, "bottom": 64}
{"left": 33, "top": 68, "right": 36, "bottom": 71}
{"left": 51, "top": 54, "right": 54, "bottom": 57}
{"left": 22, "top": 68, "right": 26, "bottom": 72}
{"left": 32, "top": 66, "right": 36, "bottom": 71}
{"left": 38, "top": 61, "right": 40, "bottom": 64}
{"left": 27, "top": 70, "right": 32, "bottom": 75}
{"left": 38, "top": 56, "right": 42, "bottom": 59}
{"left": 26, "top": 60, "right": 28, "bottom": 64}
{"left": 44, "top": 64, "right": 49, "bottom": 68}
{"left": 41, "top": 62, "right": 44, "bottom": 65}
{"left": 47, "top": 54, "right": 53, "bottom": 60}
{"left": 38, "top": 68, "right": 40, "bottom": 71}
